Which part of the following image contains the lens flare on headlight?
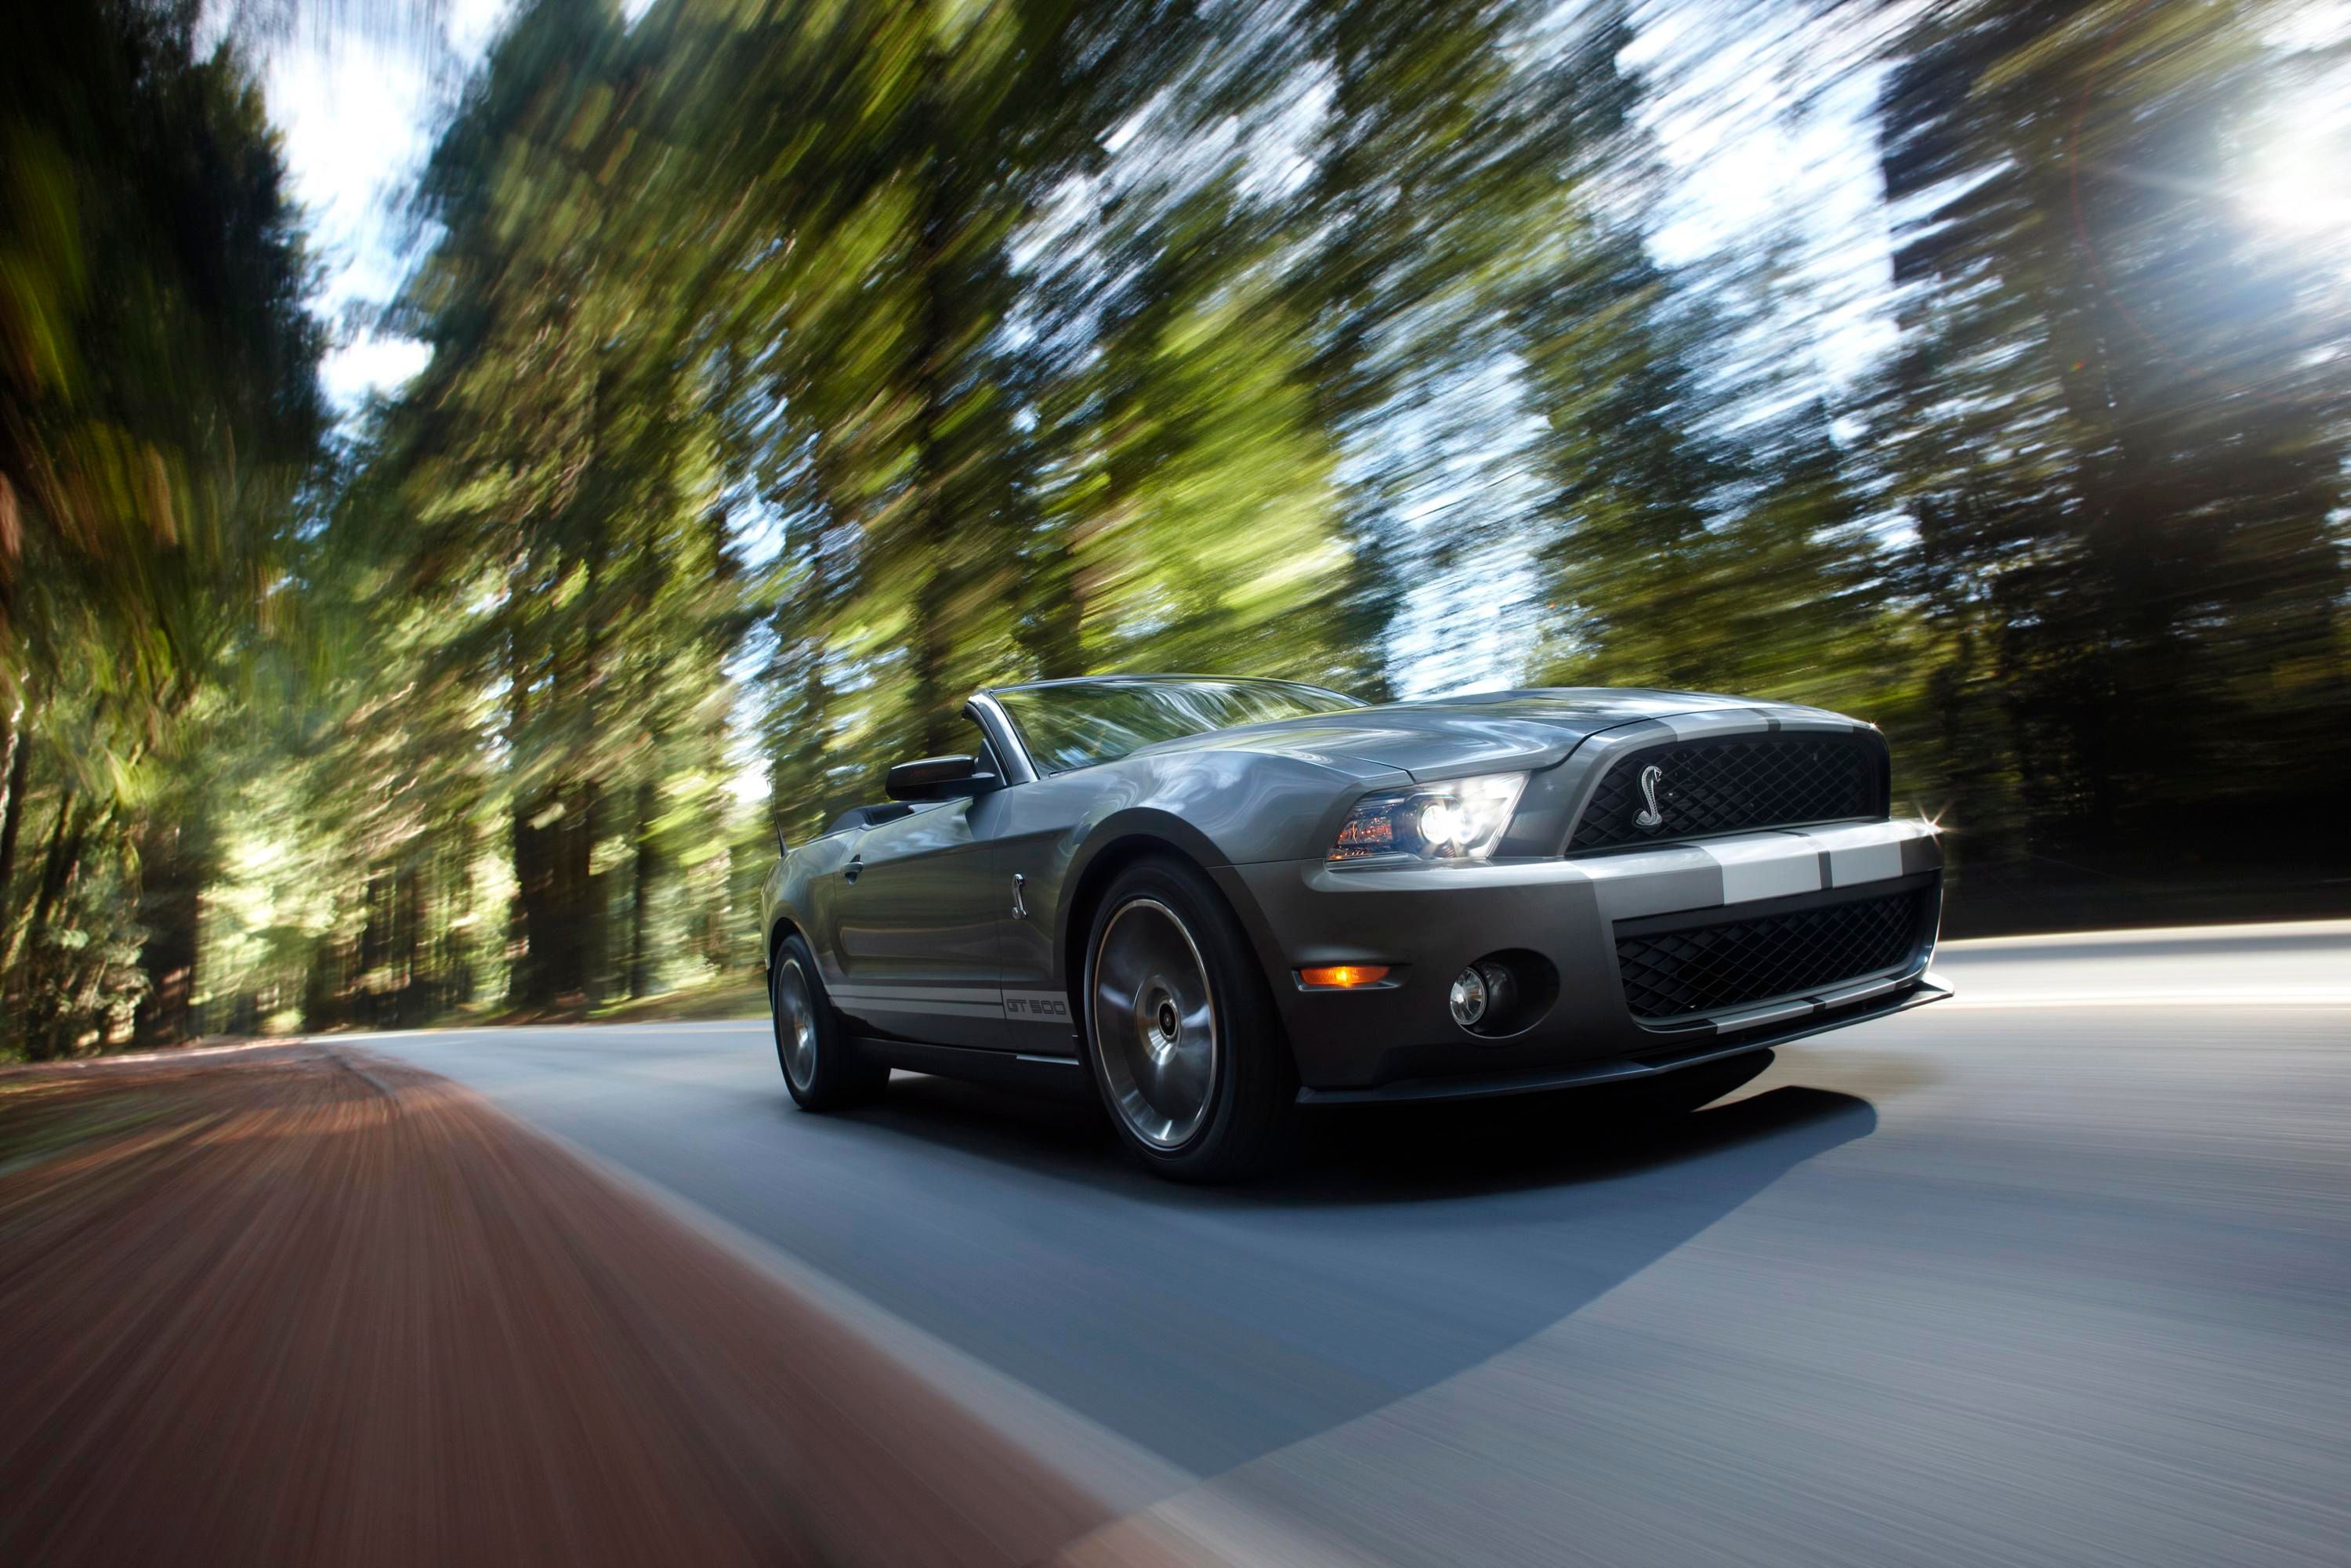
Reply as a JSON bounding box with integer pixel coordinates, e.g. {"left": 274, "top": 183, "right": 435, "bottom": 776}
{"left": 1328, "top": 773, "right": 1528, "bottom": 864}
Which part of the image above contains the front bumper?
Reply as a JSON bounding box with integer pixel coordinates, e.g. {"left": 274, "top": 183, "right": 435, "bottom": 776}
{"left": 1214, "top": 818, "right": 1945, "bottom": 1094}
{"left": 1298, "top": 971, "right": 1952, "bottom": 1103}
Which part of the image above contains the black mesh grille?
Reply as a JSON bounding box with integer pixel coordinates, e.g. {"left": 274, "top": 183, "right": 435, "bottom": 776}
{"left": 1569, "top": 734, "right": 1879, "bottom": 851}
{"left": 1616, "top": 889, "right": 1929, "bottom": 1020}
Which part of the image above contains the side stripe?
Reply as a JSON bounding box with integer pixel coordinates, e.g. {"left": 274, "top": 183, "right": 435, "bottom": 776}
{"left": 829, "top": 982, "right": 1002, "bottom": 1003}
{"left": 828, "top": 980, "right": 1078, "bottom": 1027}
{"left": 836, "top": 997, "right": 1007, "bottom": 1021}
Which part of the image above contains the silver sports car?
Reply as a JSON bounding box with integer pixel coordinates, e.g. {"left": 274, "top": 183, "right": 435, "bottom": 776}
{"left": 760, "top": 675, "right": 1948, "bottom": 1180}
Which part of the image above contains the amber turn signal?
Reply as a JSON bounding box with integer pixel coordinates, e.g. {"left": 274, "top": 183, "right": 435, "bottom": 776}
{"left": 1299, "top": 964, "right": 1392, "bottom": 989}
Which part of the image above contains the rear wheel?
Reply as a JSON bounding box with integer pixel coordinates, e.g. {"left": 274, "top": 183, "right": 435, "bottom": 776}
{"left": 772, "top": 934, "right": 888, "bottom": 1110}
{"left": 1083, "top": 857, "right": 1293, "bottom": 1182}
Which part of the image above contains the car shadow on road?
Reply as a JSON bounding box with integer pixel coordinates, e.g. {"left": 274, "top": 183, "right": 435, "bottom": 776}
{"left": 828, "top": 1064, "right": 1875, "bottom": 1211}
{"left": 804, "top": 1068, "right": 1878, "bottom": 1476}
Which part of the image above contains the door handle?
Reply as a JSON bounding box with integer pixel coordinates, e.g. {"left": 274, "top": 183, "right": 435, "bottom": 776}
{"left": 1011, "top": 872, "right": 1027, "bottom": 920}
{"left": 842, "top": 855, "right": 863, "bottom": 884}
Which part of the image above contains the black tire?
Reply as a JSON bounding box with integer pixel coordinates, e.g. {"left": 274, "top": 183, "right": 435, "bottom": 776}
{"left": 1081, "top": 856, "right": 1295, "bottom": 1182}
{"left": 771, "top": 934, "right": 889, "bottom": 1110}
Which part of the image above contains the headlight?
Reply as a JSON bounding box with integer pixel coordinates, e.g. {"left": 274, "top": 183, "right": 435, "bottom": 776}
{"left": 1328, "top": 772, "right": 1527, "bottom": 864}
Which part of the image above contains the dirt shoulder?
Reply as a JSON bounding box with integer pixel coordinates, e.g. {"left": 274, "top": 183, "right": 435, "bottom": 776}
{"left": 0, "top": 1045, "right": 1123, "bottom": 1566}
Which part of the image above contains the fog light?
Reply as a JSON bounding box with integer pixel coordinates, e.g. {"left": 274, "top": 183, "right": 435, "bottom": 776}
{"left": 1449, "top": 966, "right": 1489, "bottom": 1027}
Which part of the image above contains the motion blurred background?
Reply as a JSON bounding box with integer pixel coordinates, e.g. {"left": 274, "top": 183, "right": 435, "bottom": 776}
{"left": 2, "top": 0, "right": 2346, "bottom": 1059}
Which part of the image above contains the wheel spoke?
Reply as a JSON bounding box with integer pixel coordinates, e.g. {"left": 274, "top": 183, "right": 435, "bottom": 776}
{"left": 777, "top": 959, "right": 818, "bottom": 1092}
{"left": 1090, "top": 898, "right": 1219, "bottom": 1151}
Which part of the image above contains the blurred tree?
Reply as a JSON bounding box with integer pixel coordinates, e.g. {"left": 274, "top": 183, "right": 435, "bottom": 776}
{"left": 0, "top": 0, "right": 324, "bottom": 1054}
{"left": 1284, "top": 0, "right": 1595, "bottom": 697}
{"left": 693, "top": 0, "right": 1227, "bottom": 825}
{"left": 1521, "top": 5, "right": 1905, "bottom": 740}
{"left": 16, "top": 0, "right": 2351, "bottom": 1053}
{"left": 1878, "top": 0, "right": 2351, "bottom": 870}
{"left": 375, "top": 0, "right": 748, "bottom": 1009}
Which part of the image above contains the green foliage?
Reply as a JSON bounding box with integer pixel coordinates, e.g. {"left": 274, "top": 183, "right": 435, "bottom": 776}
{"left": 1879, "top": 0, "right": 2351, "bottom": 867}
{"left": 9, "top": 0, "right": 2349, "bottom": 1052}
{"left": 1, "top": 0, "right": 325, "bottom": 1056}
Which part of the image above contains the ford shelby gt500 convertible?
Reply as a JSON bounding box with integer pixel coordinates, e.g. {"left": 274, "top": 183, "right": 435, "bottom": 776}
{"left": 760, "top": 675, "right": 1949, "bottom": 1180}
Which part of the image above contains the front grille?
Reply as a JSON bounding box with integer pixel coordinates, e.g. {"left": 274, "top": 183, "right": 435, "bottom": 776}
{"left": 1569, "top": 734, "right": 1879, "bottom": 851}
{"left": 1616, "top": 888, "right": 1929, "bottom": 1020}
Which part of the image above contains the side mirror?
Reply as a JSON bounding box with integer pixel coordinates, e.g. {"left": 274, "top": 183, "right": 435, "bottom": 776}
{"left": 885, "top": 753, "right": 998, "bottom": 801}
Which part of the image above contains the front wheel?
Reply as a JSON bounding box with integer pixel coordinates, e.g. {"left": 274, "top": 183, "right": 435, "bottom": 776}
{"left": 772, "top": 934, "right": 888, "bottom": 1110}
{"left": 1083, "top": 857, "right": 1293, "bottom": 1182}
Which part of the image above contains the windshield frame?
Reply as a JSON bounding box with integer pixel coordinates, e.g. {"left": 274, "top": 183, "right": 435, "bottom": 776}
{"left": 985, "top": 675, "right": 1365, "bottom": 777}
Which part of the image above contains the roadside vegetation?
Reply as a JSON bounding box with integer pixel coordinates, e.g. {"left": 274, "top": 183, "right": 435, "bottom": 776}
{"left": 3, "top": 0, "right": 2347, "bottom": 1058}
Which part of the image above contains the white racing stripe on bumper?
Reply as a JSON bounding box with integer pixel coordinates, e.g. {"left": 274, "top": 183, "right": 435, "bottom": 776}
{"left": 1701, "top": 834, "right": 1823, "bottom": 904}
{"left": 1579, "top": 817, "right": 1939, "bottom": 921}
{"left": 1788, "top": 821, "right": 1908, "bottom": 887}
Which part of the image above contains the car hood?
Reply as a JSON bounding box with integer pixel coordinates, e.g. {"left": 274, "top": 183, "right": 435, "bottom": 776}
{"left": 1136, "top": 688, "right": 1854, "bottom": 780}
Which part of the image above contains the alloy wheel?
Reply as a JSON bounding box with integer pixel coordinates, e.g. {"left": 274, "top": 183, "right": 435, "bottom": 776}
{"left": 1089, "top": 897, "right": 1219, "bottom": 1150}
{"left": 775, "top": 956, "right": 818, "bottom": 1092}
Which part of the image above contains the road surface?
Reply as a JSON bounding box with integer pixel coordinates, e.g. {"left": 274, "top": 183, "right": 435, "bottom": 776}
{"left": 353, "top": 921, "right": 2351, "bottom": 1566}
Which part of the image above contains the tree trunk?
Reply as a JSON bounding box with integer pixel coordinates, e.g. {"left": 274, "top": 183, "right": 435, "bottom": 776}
{"left": 359, "top": 867, "right": 392, "bottom": 1025}
{"left": 0, "top": 711, "right": 27, "bottom": 954}
{"left": 564, "top": 780, "right": 601, "bottom": 1004}
{"left": 511, "top": 796, "right": 556, "bottom": 1009}
{"left": 9, "top": 790, "right": 78, "bottom": 973}
{"left": 132, "top": 818, "right": 202, "bottom": 1049}
{"left": 393, "top": 865, "right": 424, "bottom": 1026}
{"left": 19, "top": 796, "right": 95, "bottom": 1059}
{"left": 628, "top": 777, "right": 657, "bottom": 999}
{"left": 513, "top": 784, "right": 598, "bottom": 1009}
{"left": 444, "top": 824, "right": 477, "bottom": 1006}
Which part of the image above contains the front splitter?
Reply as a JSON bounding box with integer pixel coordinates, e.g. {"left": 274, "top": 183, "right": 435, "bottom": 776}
{"left": 1295, "top": 972, "right": 1954, "bottom": 1105}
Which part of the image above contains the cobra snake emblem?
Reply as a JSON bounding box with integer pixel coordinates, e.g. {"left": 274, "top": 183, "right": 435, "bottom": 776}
{"left": 1634, "top": 764, "right": 1666, "bottom": 830}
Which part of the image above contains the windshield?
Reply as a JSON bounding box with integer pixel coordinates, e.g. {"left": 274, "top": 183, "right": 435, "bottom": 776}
{"left": 994, "top": 679, "right": 1363, "bottom": 774}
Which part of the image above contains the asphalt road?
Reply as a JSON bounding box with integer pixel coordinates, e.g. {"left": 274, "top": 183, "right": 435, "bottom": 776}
{"left": 353, "top": 921, "right": 2351, "bottom": 1566}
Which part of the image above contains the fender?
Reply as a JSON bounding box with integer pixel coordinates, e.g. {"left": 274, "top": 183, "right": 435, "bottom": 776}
{"left": 1053, "top": 806, "right": 1236, "bottom": 990}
